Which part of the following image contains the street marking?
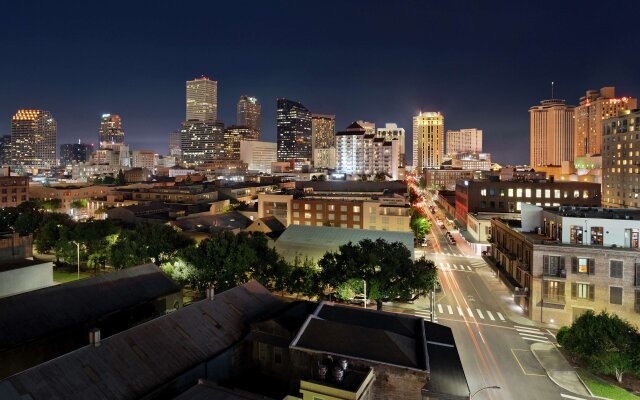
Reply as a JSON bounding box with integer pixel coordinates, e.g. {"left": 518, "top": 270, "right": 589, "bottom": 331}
{"left": 487, "top": 310, "right": 495, "bottom": 321}
{"left": 437, "top": 304, "right": 443, "bottom": 314}
{"left": 521, "top": 336, "right": 549, "bottom": 343}
{"left": 511, "top": 349, "right": 547, "bottom": 377}
{"left": 515, "top": 327, "right": 543, "bottom": 334}
{"left": 447, "top": 305, "right": 453, "bottom": 314}
{"left": 467, "top": 307, "right": 474, "bottom": 318}
{"left": 497, "top": 312, "right": 505, "bottom": 321}
{"left": 560, "top": 394, "right": 586, "bottom": 400}
{"left": 476, "top": 309, "right": 484, "bottom": 319}
{"left": 446, "top": 263, "right": 451, "bottom": 270}
{"left": 457, "top": 306, "right": 463, "bottom": 316}
{"left": 519, "top": 332, "right": 548, "bottom": 340}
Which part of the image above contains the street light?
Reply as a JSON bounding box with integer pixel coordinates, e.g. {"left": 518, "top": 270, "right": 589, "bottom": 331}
{"left": 470, "top": 385, "right": 501, "bottom": 399}
{"left": 72, "top": 241, "right": 80, "bottom": 279}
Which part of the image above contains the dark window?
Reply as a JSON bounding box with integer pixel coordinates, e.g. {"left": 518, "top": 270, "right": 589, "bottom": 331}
{"left": 543, "top": 255, "right": 566, "bottom": 278}
{"left": 635, "top": 290, "right": 640, "bottom": 313}
{"left": 610, "top": 287, "right": 623, "bottom": 305}
{"left": 610, "top": 260, "right": 623, "bottom": 279}
{"left": 635, "top": 263, "right": 640, "bottom": 286}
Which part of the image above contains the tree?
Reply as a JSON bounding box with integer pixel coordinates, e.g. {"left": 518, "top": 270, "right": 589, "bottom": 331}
{"left": 410, "top": 212, "right": 432, "bottom": 238}
{"left": 558, "top": 310, "right": 640, "bottom": 383}
{"left": 360, "top": 174, "right": 368, "bottom": 182}
{"left": 39, "top": 198, "right": 62, "bottom": 211}
{"left": 318, "top": 239, "right": 438, "bottom": 310}
{"left": 317, "top": 174, "right": 326, "bottom": 182}
{"left": 14, "top": 202, "right": 43, "bottom": 235}
{"left": 116, "top": 169, "right": 126, "bottom": 185}
{"left": 70, "top": 199, "right": 88, "bottom": 209}
{"left": 373, "top": 172, "right": 387, "bottom": 182}
{"left": 35, "top": 213, "right": 73, "bottom": 254}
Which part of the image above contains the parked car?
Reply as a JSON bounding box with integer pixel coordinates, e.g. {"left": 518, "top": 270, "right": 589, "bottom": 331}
{"left": 349, "top": 294, "right": 371, "bottom": 306}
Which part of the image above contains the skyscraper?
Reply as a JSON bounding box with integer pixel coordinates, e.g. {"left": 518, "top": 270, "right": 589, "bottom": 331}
{"left": 237, "top": 95, "right": 261, "bottom": 134}
{"left": 186, "top": 76, "right": 218, "bottom": 121}
{"left": 99, "top": 114, "right": 125, "bottom": 148}
{"left": 376, "top": 123, "right": 406, "bottom": 167}
{"left": 412, "top": 112, "right": 444, "bottom": 170}
{"left": 276, "top": 99, "right": 312, "bottom": 168}
{"left": 0, "top": 135, "right": 11, "bottom": 166}
{"left": 224, "top": 125, "right": 260, "bottom": 160}
{"left": 529, "top": 100, "right": 575, "bottom": 167}
{"left": 602, "top": 109, "right": 640, "bottom": 208}
{"left": 445, "top": 128, "right": 483, "bottom": 156}
{"left": 168, "top": 131, "right": 181, "bottom": 152}
{"left": 336, "top": 122, "right": 399, "bottom": 179}
{"left": 60, "top": 142, "right": 94, "bottom": 166}
{"left": 180, "top": 121, "right": 225, "bottom": 164}
{"left": 11, "top": 109, "right": 57, "bottom": 168}
{"left": 574, "top": 87, "right": 636, "bottom": 158}
{"left": 311, "top": 114, "right": 336, "bottom": 150}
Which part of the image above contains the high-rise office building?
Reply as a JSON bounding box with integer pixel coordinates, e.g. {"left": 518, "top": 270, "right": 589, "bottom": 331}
{"left": 169, "top": 131, "right": 181, "bottom": 151}
{"left": 529, "top": 100, "right": 575, "bottom": 167}
{"left": 186, "top": 76, "right": 218, "bottom": 121}
{"left": 575, "top": 87, "right": 636, "bottom": 158}
{"left": 412, "top": 112, "right": 444, "bottom": 170}
{"left": 336, "top": 122, "right": 400, "bottom": 179}
{"left": 99, "top": 114, "right": 125, "bottom": 148}
{"left": 11, "top": 109, "right": 57, "bottom": 168}
{"left": 132, "top": 150, "right": 156, "bottom": 169}
{"left": 180, "top": 120, "right": 225, "bottom": 164}
{"left": 276, "top": 99, "right": 312, "bottom": 168}
{"left": 224, "top": 125, "right": 260, "bottom": 160}
{"left": 60, "top": 142, "right": 94, "bottom": 166}
{"left": 602, "top": 109, "right": 640, "bottom": 208}
{"left": 240, "top": 140, "right": 277, "bottom": 173}
{"left": 311, "top": 114, "right": 336, "bottom": 150}
{"left": 376, "top": 123, "right": 406, "bottom": 167}
{"left": 446, "top": 128, "right": 483, "bottom": 156}
{"left": 0, "top": 135, "right": 11, "bottom": 166}
{"left": 237, "top": 96, "right": 261, "bottom": 134}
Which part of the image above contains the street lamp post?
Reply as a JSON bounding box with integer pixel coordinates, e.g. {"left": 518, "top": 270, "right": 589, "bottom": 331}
{"left": 470, "top": 385, "right": 501, "bottom": 399}
{"left": 363, "top": 280, "right": 367, "bottom": 309}
{"left": 72, "top": 241, "right": 80, "bottom": 279}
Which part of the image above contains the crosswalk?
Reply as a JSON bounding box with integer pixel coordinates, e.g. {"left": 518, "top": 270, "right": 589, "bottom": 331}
{"left": 413, "top": 305, "right": 506, "bottom": 322}
{"left": 438, "top": 262, "right": 475, "bottom": 272}
{"left": 514, "top": 325, "right": 552, "bottom": 343}
{"left": 428, "top": 251, "right": 477, "bottom": 258}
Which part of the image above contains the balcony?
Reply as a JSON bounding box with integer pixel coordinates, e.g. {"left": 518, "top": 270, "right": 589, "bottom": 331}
{"left": 543, "top": 294, "right": 566, "bottom": 304}
{"left": 543, "top": 269, "right": 567, "bottom": 279}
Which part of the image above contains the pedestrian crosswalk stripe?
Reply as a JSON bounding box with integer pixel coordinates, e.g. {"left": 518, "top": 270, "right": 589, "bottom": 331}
{"left": 437, "top": 304, "right": 443, "bottom": 313}
{"left": 447, "top": 305, "right": 453, "bottom": 314}
{"left": 457, "top": 306, "right": 463, "bottom": 316}
{"left": 521, "top": 336, "right": 548, "bottom": 343}
{"left": 520, "top": 332, "right": 548, "bottom": 340}
{"left": 487, "top": 310, "right": 495, "bottom": 321}
{"left": 497, "top": 312, "right": 505, "bottom": 321}
{"left": 476, "top": 309, "right": 484, "bottom": 319}
{"left": 467, "top": 308, "right": 474, "bottom": 318}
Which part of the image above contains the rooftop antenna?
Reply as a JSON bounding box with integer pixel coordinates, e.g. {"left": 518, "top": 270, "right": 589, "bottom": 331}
{"left": 551, "top": 81, "right": 555, "bottom": 99}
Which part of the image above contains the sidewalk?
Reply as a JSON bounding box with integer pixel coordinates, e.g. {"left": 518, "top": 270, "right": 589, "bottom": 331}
{"left": 531, "top": 342, "right": 592, "bottom": 397}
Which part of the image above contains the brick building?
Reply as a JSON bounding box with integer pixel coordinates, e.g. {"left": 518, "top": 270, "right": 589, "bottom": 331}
{"left": 0, "top": 176, "right": 28, "bottom": 207}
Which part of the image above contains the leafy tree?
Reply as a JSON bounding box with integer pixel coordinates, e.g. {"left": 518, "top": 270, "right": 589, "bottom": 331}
{"left": 318, "top": 239, "right": 438, "bottom": 310}
{"left": 35, "top": 213, "right": 73, "bottom": 254}
{"left": 360, "top": 174, "right": 369, "bottom": 182}
{"left": 317, "top": 174, "right": 326, "bottom": 182}
{"left": 39, "top": 198, "right": 62, "bottom": 211}
{"left": 14, "top": 202, "right": 43, "bottom": 235}
{"left": 373, "top": 172, "right": 387, "bottom": 182}
{"left": 116, "top": 169, "right": 126, "bottom": 185}
{"left": 558, "top": 310, "right": 640, "bottom": 383}
{"left": 410, "top": 212, "right": 432, "bottom": 238}
{"left": 70, "top": 199, "right": 88, "bottom": 209}
{"left": 287, "top": 255, "right": 322, "bottom": 300}
{"left": 418, "top": 176, "right": 427, "bottom": 190}
{"left": 0, "top": 207, "right": 20, "bottom": 231}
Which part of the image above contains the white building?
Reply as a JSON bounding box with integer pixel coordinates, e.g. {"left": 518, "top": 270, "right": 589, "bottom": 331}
{"left": 313, "top": 147, "right": 336, "bottom": 169}
{"left": 240, "top": 140, "right": 277, "bottom": 173}
{"left": 446, "top": 128, "right": 482, "bottom": 156}
{"left": 132, "top": 150, "right": 155, "bottom": 170}
{"left": 376, "top": 123, "right": 405, "bottom": 167}
{"left": 336, "top": 122, "right": 399, "bottom": 179}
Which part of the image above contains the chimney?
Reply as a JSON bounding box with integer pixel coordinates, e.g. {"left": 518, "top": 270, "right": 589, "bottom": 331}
{"left": 89, "top": 328, "right": 101, "bottom": 347}
{"left": 206, "top": 286, "right": 215, "bottom": 300}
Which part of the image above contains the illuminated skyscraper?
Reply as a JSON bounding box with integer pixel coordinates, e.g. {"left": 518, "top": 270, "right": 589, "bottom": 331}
{"left": 224, "top": 125, "right": 260, "bottom": 160}
{"left": 529, "top": 100, "right": 575, "bottom": 167}
{"left": 60, "top": 141, "right": 94, "bottom": 166}
{"left": 311, "top": 114, "right": 335, "bottom": 150}
{"left": 412, "top": 112, "right": 444, "bottom": 170}
{"left": 276, "top": 99, "right": 312, "bottom": 168}
{"left": 180, "top": 120, "right": 225, "bottom": 164}
{"left": 99, "top": 114, "right": 124, "bottom": 148}
{"left": 574, "top": 87, "right": 636, "bottom": 157}
{"left": 376, "top": 123, "right": 406, "bottom": 167}
{"left": 11, "top": 109, "right": 57, "bottom": 168}
{"left": 186, "top": 76, "right": 218, "bottom": 121}
{"left": 168, "top": 131, "right": 181, "bottom": 151}
{"left": 237, "top": 95, "right": 261, "bottom": 134}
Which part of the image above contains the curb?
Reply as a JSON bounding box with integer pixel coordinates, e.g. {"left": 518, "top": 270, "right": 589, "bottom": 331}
{"left": 530, "top": 343, "right": 591, "bottom": 397}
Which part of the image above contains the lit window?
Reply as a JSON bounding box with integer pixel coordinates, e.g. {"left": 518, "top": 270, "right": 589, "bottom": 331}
{"left": 508, "top": 188, "right": 514, "bottom": 197}
{"left": 536, "top": 189, "right": 542, "bottom": 198}
{"left": 516, "top": 188, "right": 523, "bottom": 197}
{"left": 525, "top": 189, "right": 532, "bottom": 198}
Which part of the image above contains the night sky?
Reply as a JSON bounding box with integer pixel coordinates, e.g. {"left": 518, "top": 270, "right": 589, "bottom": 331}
{"left": 1, "top": 0, "right": 639, "bottom": 165}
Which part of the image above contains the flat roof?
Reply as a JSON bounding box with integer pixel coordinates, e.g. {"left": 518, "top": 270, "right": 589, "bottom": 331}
{"left": 544, "top": 206, "right": 640, "bottom": 220}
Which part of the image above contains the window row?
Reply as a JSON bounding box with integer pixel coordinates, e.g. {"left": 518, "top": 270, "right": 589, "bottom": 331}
{"left": 292, "top": 203, "right": 360, "bottom": 213}
{"left": 479, "top": 188, "right": 595, "bottom": 199}
{"left": 543, "top": 255, "right": 631, "bottom": 279}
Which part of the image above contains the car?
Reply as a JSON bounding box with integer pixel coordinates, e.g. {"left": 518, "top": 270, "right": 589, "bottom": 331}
{"left": 349, "top": 294, "right": 371, "bottom": 306}
{"left": 421, "top": 240, "right": 429, "bottom": 247}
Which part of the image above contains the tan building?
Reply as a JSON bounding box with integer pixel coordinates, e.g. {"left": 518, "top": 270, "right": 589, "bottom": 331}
{"left": 127, "top": 185, "right": 218, "bottom": 204}
{"left": 412, "top": 112, "right": 444, "bottom": 170}
{"left": 311, "top": 114, "right": 335, "bottom": 151}
{"left": 132, "top": 150, "right": 155, "bottom": 170}
{"left": 0, "top": 176, "right": 29, "bottom": 207}
{"left": 445, "top": 128, "right": 482, "bottom": 156}
{"left": 529, "top": 99, "right": 575, "bottom": 167}
{"left": 574, "top": 87, "right": 636, "bottom": 158}
{"left": 11, "top": 109, "right": 57, "bottom": 169}
{"left": 424, "top": 169, "right": 480, "bottom": 191}
{"left": 29, "top": 184, "right": 118, "bottom": 219}
{"left": 491, "top": 206, "right": 640, "bottom": 328}
{"left": 186, "top": 76, "right": 217, "bottom": 121}
{"left": 602, "top": 108, "right": 640, "bottom": 208}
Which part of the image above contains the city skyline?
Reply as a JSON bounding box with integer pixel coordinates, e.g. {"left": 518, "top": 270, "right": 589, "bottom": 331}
{"left": 2, "top": 1, "right": 639, "bottom": 165}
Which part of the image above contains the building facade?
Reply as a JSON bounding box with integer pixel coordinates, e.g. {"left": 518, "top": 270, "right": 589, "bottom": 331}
{"left": 445, "top": 128, "right": 482, "bottom": 156}
{"left": 491, "top": 206, "right": 640, "bottom": 327}
{"left": 0, "top": 176, "right": 29, "bottom": 207}
{"left": 276, "top": 99, "right": 312, "bottom": 168}
{"left": 529, "top": 99, "right": 575, "bottom": 167}
{"left": 180, "top": 120, "right": 225, "bottom": 164}
{"left": 602, "top": 109, "right": 640, "bottom": 208}
{"left": 60, "top": 142, "right": 94, "bottom": 166}
{"left": 575, "top": 87, "right": 636, "bottom": 158}
{"left": 186, "top": 76, "right": 217, "bottom": 121}
{"left": 424, "top": 169, "right": 482, "bottom": 191}
{"left": 0, "top": 135, "right": 11, "bottom": 166}
{"left": 412, "top": 112, "right": 444, "bottom": 170}
{"left": 311, "top": 114, "right": 335, "bottom": 151}
{"left": 168, "top": 131, "right": 181, "bottom": 152}
{"left": 236, "top": 95, "right": 260, "bottom": 134}
{"left": 313, "top": 147, "right": 336, "bottom": 170}
{"left": 454, "top": 179, "right": 601, "bottom": 224}
{"left": 11, "top": 109, "right": 57, "bottom": 169}
{"left": 223, "top": 125, "right": 259, "bottom": 160}
{"left": 376, "top": 123, "right": 406, "bottom": 167}
{"left": 335, "top": 122, "right": 399, "bottom": 179}
{"left": 98, "top": 114, "right": 124, "bottom": 148}
{"left": 240, "top": 140, "right": 277, "bottom": 173}
{"left": 132, "top": 150, "right": 156, "bottom": 170}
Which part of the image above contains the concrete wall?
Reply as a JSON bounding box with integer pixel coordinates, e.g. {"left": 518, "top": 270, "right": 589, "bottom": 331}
{"left": 0, "top": 262, "right": 53, "bottom": 298}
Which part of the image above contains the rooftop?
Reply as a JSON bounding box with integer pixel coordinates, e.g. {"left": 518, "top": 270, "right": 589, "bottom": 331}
{"left": 171, "top": 211, "right": 252, "bottom": 232}
{"left": 0, "top": 259, "right": 51, "bottom": 273}
{"left": 544, "top": 206, "right": 640, "bottom": 220}
{"left": 293, "top": 180, "right": 406, "bottom": 194}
